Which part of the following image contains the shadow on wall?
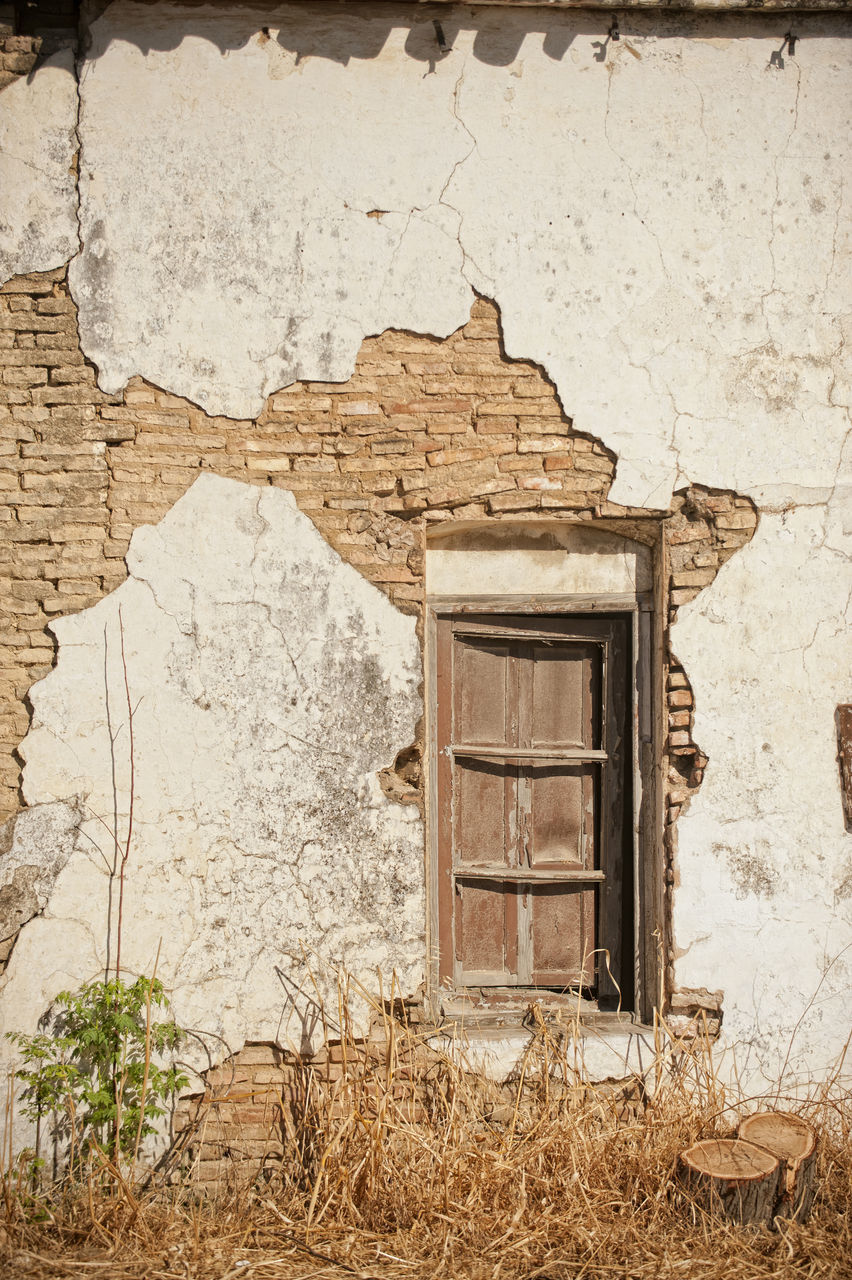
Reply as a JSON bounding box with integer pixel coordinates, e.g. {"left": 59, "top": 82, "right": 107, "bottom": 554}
{"left": 15, "top": 0, "right": 845, "bottom": 83}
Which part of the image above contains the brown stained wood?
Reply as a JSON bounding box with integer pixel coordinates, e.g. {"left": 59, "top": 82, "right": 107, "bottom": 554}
{"left": 837, "top": 705, "right": 852, "bottom": 831}
{"left": 599, "top": 619, "right": 629, "bottom": 1003}
{"left": 458, "top": 881, "right": 509, "bottom": 977}
{"left": 455, "top": 867, "right": 605, "bottom": 882}
{"left": 452, "top": 746, "right": 608, "bottom": 761}
{"left": 680, "top": 1138, "right": 781, "bottom": 1227}
{"left": 403, "top": 0, "right": 847, "bottom": 9}
{"left": 436, "top": 611, "right": 631, "bottom": 1002}
{"left": 436, "top": 618, "right": 455, "bottom": 983}
{"left": 531, "top": 883, "right": 593, "bottom": 985}
{"left": 530, "top": 642, "right": 592, "bottom": 749}
{"left": 738, "top": 1111, "right": 818, "bottom": 1224}
{"left": 457, "top": 760, "right": 507, "bottom": 864}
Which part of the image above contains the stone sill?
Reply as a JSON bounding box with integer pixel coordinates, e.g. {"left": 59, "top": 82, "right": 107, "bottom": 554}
{"left": 428, "top": 1019, "right": 658, "bottom": 1082}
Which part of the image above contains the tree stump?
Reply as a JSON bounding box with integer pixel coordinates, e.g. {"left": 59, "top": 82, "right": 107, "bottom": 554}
{"left": 679, "top": 1138, "right": 781, "bottom": 1226}
{"left": 738, "top": 1111, "right": 818, "bottom": 1224}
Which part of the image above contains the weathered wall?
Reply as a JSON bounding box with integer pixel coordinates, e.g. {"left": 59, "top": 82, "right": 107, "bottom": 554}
{"left": 0, "top": 277, "right": 627, "bottom": 826}
{"left": 0, "top": 2, "right": 849, "bottom": 1093}
{"left": 0, "top": 272, "right": 755, "bottom": 1066}
{"left": 65, "top": 4, "right": 851, "bottom": 513}
{"left": 674, "top": 497, "right": 852, "bottom": 1081}
{"left": 4, "top": 471, "right": 424, "bottom": 1070}
{"left": 0, "top": 798, "right": 80, "bottom": 966}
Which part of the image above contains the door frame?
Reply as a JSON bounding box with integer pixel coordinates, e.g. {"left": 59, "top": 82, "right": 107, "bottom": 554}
{"left": 425, "top": 589, "right": 662, "bottom": 1026}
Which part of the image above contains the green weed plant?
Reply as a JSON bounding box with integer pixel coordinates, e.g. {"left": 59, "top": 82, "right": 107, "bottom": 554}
{"left": 8, "top": 975, "right": 187, "bottom": 1167}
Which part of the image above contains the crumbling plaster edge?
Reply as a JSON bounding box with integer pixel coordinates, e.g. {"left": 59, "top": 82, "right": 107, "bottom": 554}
{"left": 3, "top": 261, "right": 769, "bottom": 1042}
{"left": 60, "top": 4, "right": 845, "bottom": 517}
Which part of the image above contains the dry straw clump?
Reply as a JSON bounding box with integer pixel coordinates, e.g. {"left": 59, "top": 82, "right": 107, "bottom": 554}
{"left": 0, "top": 1004, "right": 850, "bottom": 1280}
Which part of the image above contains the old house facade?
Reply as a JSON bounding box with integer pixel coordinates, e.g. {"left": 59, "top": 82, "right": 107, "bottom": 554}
{"left": 0, "top": 0, "right": 850, "bottom": 1156}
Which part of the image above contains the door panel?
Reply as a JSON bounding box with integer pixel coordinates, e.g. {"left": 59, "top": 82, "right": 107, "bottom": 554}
{"left": 436, "top": 613, "right": 630, "bottom": 1002}
{"left": 529, "top": 644, "right": 598, "bottom": 749}
{"left": 526, "top": 766, "right": 595, "bottom": 868}
{"left": 530, "top": 884, "right": 596, "bottom": 985}
{"left": 456, "top": 638, "right": 510, "bottom": 745}
{"left": 455, "top": 758, "right": 514, "bottom": 866}
{"left": 457, "top": 881, "right": 518, "bottom": 982}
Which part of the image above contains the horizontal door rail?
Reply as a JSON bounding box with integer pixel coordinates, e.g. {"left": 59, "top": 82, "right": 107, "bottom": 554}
{"left": 453, "top": 626, "right": 608, "bottom": 645}
{"left": 452, "top": 745, "right": 607, "bottom": 763}
{"left": 455, "top": 971, "right": 530, "bottom": 988}
{"left": 454, "top": 867, "right": 606, "bottom": 883}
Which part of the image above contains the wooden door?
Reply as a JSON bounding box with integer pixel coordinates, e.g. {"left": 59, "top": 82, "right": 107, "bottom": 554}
{"left": 436, "top": 614, "right": 630, "bottom": 1002}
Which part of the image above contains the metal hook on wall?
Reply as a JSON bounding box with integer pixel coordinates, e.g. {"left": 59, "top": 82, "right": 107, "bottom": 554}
{"left": 770, "top": 30, "right": 798, "bottom": 70}
{"left": 433, "top": 20, "right": 451, "bottom": 55}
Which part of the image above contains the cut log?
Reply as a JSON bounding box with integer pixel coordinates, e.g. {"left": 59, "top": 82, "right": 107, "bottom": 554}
{"left": 738, "top": 1111, "right": 818, "bottom": 1224}
{"left": 679, "top": 1138, "right": 781, "bottom": 1226}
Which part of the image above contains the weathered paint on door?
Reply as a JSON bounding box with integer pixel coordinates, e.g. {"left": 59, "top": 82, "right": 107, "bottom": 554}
{"left": 436, "top": 614, "right": 630, "bottom": 1002}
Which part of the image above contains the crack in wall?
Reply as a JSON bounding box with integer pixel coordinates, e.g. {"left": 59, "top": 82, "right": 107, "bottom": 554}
{"left": 436, "top": 59, "right": 484, "bottom": 292}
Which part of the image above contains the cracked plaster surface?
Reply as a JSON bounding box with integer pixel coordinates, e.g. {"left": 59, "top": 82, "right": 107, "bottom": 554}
{"left": 674, "top": 490, "right": 852, "bottom": 1087}
{"left": 3, "top": 475, "right": 423, "bottom": 1075}
{"left": 62, "top": 4, "right": 851, "bottom": 515}
{"left": 71, "top": 4, "right": 474, "bottom": 421}
{"left": 2, "top": 2, "right": 851, "bottom": 1086}
{"left": 0, "top": 48, "right": 80, "bottom": 285}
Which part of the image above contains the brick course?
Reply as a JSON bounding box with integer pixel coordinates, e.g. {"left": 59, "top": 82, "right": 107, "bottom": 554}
{"left": 172, "top": 1037, "right": 432, "bottom": 1185}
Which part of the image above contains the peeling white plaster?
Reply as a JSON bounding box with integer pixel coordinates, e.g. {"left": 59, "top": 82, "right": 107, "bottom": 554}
{"left": 673, "top": 502, "right": 852, "bottom": 1090}
{"left": 5, "top": 475, "right": 424, "bottom": 1074}
{"left": 68, "top": 4, "right": 852, "bottom": 514}
{"left": 71, "top": 4, "right": 474, "bottom": 418}
{"left": 0, "top": 49, "right": 79, "bottom": 285}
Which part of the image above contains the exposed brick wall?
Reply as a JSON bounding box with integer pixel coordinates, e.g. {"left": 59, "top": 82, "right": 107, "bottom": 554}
{"left": 0, "top": 31, "right": 42, "bottom": 88}
{"left": 101, "top": 303, "right": 620, "bottom": 614}
{"left": 172, "top": 1035, "right": 642, "bottom": 1186}
{"left": 666, "top": 987, "right": 724, "bottom": 1040}
{"left": 172, "top": 1039, "right": 431, "bottom": 1185}
{"left": 0, "top": 266, "right": 757, "bottom": 1016}
{"left": 173, "top": 1043, "right": 301, "bottom": 1182}
{"left": 0, "top": 270, "right": 126, "bottom": 813}
{"left": 1, "top": 268, "right": 624, "bottom": 819}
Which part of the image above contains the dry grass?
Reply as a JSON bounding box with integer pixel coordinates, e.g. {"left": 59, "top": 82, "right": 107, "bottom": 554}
{"left": 1, "top": 1013, "right": 850, "bottom": 1280}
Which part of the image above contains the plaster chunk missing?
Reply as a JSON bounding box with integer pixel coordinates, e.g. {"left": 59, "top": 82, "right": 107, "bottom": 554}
{"left": 0, "top": 801, "right": 80, "bottom": 968}
{"left": 5, "top": 475, "right": 424, "bottom": 1067}
{"left": 378, "top": 742, "right": 422, "bottom": 809}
